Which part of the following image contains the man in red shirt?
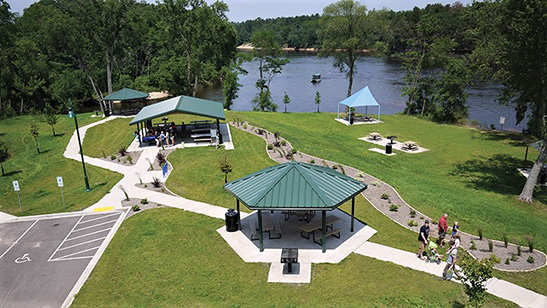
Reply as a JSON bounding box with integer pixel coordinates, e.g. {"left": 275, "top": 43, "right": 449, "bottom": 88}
{"left": 438, "top": 213, "right": 449, "bottom": 247}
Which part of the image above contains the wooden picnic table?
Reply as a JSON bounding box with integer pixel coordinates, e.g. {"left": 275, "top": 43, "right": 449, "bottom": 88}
{"left": 298, "top": 215, "right": 340, "bottom": 239}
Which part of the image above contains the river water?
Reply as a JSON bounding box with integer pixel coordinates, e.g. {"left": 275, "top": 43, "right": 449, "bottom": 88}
{"left": 200, "top": 52, "right": 524, "bottom": 131}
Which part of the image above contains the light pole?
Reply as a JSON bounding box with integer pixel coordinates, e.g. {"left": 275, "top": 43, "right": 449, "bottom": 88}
{"left": 68, "top": 99, "right": 91, "bottom": 191}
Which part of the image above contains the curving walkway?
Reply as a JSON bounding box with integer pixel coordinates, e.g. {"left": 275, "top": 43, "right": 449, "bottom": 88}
{"left": 5, "top": 115, "right": 541, "bottom": 307}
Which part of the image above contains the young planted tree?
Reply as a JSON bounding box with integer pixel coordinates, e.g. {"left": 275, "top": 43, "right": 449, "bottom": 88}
{"left": 29, "top": 116, "right": 40, "bottom": 154}
{"left": 459, "top": 254, "right": 496, "bottom": 307}
{"left": 0, "top": 140, "right": 10, "bottom": 176}
{"left": 251, "top": 30, "right": 289, "bottom": 111}
{"left": 283, "top": 92, "right": 290, "bottom": 113}
{"left": 319, "top": 0, "right": 368, "bottom": 98}
{"left": 44, "top": 103, "right": 58, "bottom": 136}
{"left": 315, "top": 91, "right": 321, "bottom": 112}
{"left": 218, "top": 156, "right": 233, "bottom": 183}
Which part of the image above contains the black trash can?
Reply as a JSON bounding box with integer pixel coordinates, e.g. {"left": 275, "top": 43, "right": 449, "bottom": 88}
{"left": 349, "top": 117, "right": 354, "bottom": 125}
{"left": 225, "top": 209, "right": 238, "bottom": 232}
{"left": 386, "top": 143, "right": 392, "bottom": 154}
{"left": 104, "top": 109, "right": 111, "bottom": 117}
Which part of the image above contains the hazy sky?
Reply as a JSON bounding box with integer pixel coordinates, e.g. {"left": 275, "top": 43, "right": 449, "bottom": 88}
{"left": 7, "top": 0, "right": 473, "bottom": 22}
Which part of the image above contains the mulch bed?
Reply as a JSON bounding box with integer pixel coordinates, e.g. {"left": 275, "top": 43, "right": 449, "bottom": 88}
{"left": 231, "top": 121, "right": 547, "bottom": 272}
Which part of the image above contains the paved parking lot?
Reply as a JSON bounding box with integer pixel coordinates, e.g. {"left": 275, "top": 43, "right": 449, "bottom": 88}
{"left": 0, "top": 211, "right": 123, "bottom": 308}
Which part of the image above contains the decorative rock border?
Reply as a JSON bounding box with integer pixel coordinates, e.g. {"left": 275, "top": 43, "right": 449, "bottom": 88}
{"left": 230, "top": 121, "right": 547, "bottom": 272}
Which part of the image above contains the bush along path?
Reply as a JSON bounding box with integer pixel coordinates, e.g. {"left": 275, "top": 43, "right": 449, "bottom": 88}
{"left": 230, "top": 121, "right": 547, "bottom": 272}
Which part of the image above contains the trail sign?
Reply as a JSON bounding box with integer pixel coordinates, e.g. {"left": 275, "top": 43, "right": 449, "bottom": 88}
{"left": 12, "top": 180, "right": 20, "bottom": 191}
{"left": 13, "top": 180, "right": 22, "bottom": 212}
{"left": 162, "top": 163, "right": 169, "bottom": 178}
{"left": 57, "top": 176, "right": 64, "bottom": 187}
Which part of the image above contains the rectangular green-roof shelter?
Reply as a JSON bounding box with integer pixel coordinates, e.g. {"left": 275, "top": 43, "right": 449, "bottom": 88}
{"left": 129, "top": 95, "right": 226, "bottom": 145}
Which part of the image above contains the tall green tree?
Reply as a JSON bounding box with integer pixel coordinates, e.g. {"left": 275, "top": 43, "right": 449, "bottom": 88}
{"left": 471, "top": 0, "right": 547, "bottom": 202}
{"left": 222, "top": 54, "right": 248, "bottom": 110}
{"left": 0, "top": 0, "right": 15, "bottom": 116}
{"left": 0, "top": 140, "right": 9, "bottom": 176}
{"left": 251, "top": 30, "right": 289, "bottom": 111}
{"left": 320, "top": 0, "right": 368, "bottom": 98}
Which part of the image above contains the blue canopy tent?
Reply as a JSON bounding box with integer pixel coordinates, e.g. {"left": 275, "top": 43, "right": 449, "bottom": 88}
{"left": 337, "top": 86, "right": 381, "bottom": 124}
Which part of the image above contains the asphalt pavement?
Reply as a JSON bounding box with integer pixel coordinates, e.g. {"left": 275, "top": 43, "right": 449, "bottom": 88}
{"left": 0, "top": 211, "right": 122, "bottom": 308}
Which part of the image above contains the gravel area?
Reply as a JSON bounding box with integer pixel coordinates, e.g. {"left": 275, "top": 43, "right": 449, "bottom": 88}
{"left": 231, "top": 121, "right": 547, "bottom": 272}
{"left": 99, "top": 150, "right": 141, "bottom": 166}
{"left": 147, "top": 149, "right": 175, "bottom": 171}
{"left": 135, "top": 183, "right": 176, "bottom": 196}
{"left": 121, "top": 198, "right": 164, "bottom": 219}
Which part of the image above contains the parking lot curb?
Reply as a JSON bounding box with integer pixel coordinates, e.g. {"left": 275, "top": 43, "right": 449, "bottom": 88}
{"left": 61, "top": 208, "right": 129, "bottom": 308}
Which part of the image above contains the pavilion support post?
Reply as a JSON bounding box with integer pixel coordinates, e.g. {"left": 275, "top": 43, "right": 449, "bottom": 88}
{"left": 236, "top": 199, "right": 241, "bottom": 230}
{"left": 216, "top": 119, "right": 223, "bottom": 144}
{"left": 351, "top": 197, "right": 355, "bottom": 232}
{"left": 137, "top": 122, "right": 142, "bottom": 147}
{"left": 524, "top": 146, "right": 529, "bottom": 168}
{"left": 322, "top": 210, "right": 326, "bottom": 253}
{"left": 378, "top": 106, "right": 381, "bottom": 122}
{"left": 258, "top": 210, "right": 264, "bottom": 252}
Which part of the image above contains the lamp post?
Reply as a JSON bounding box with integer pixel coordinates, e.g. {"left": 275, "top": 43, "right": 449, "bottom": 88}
{"left": 68, "top": 99, "right": 91, "bottom": 191}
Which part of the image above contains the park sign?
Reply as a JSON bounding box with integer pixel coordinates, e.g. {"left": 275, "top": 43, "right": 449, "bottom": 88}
{"left": 12, "top": 180, "right": 20, "bottom": 191}
{"left": 162, "top": 163, "right": 169, "bottom": 178}
{"left": 57, "top": 176, "right": 64, "bottom": 187}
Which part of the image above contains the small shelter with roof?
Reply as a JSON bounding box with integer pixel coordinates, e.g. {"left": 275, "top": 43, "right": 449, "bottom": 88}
{"left": 224, "top": 161, "right": 367, "bottom": 253}
{"left": 129, "top": 95, "right": 229, "bottom": 148}
{"left": 103, "top": 88, "right": 149, "bottom": 116}
{"left": 336, "top": 86, "right": 381, "bottom": 125}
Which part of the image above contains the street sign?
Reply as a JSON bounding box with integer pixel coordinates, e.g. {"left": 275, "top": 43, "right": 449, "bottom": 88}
{"left": 12, "top": 180, "right": 20, "bottom": 191}
{"left": 500, "top": 117, "right": 505, "bottom": 125}
{"left": 57, "top": 176, "right": 64, "bottom": 187}
{"left": 162, "top": 163, "right": 169, "bottom": 178}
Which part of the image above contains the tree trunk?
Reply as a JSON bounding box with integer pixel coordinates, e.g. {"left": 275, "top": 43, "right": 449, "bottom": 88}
{"left": 106, "top": 46, "right": 113, "bottom": 95}
{"left": 87, "top": 75, "right": 105, "bottom": 114}
{"left": 186, "top": 49, "right": 192, "bottom": 95}
{"left": 20, "top": 98, "right": 24, "bottom": 114}
{"left": 224, "top": 174, "right": 227, "bottom": 183}
{"left": 52, "top": 126, "right": 56, "bottom": 137}
{"left": 34, "top": 138, "right": 40, "bottom": 154}
{"left": 519, "top": 141, "right": 547, "bottom": 202}
{"left": 1, "top": 162, "right": 4, "bottom": 176}
{"left": 192, "top": 68, "right": 199, "bottom": 97}
{"left": 347, "top": 55, "right": 354, "bottom": 98}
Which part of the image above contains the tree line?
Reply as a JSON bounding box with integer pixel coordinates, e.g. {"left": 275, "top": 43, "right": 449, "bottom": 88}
{"left": 0, "top": 0, "right": 236, "bottom": 116}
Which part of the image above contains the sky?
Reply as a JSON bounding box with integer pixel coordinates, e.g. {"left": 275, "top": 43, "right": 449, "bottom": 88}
{"left": 7, "top": 0, "right": 473, "bottom": 22}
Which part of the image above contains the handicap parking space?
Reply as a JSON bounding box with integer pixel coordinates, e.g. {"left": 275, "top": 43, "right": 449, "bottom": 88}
{"left": 0, "top": 211, "right": 123, "bottom": 308}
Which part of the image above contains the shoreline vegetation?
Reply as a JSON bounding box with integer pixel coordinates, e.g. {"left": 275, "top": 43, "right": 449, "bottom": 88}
{"left": 236, "top": 43, "right": 372, "bottom": 53}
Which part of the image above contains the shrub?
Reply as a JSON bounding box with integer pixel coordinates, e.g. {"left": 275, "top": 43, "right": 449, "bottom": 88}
{"left": 243, "top": 124, "right": 247, "bottom": 129}
{"left": 274, "top": 131, "right": 280, "bottom": 140}
{"left": 338, "top": 165, "right": 345, "bottom": 174}
{"left": 517, "top": 245, "right": 521, "bottom": 256}
{"left": 267, "top": 144, "right": 274, "bottom": 150}
{"left": 132, "top": 204, "right": 140, "bottom": 211}
{"left": 257, "top": 129, "right": 265, "bottom": 135}
{"left": 117, "top": 158, "right": 120, "bottom": 162}
{"left": 410, "top": 210, "right": 416, "bottom": 218}
{"left": 478, "top": 228, "right": 483, "bottom": 240}
{"left": 140, "top": 198, "right": 148, "bottom": 204}
{"left": 407, "top": 220, "right": 418, "bottom": 227}
{"left": 511, "top": 253, "right": 518, "bottom": 261}
{"left": 459, "top": 254, "right": 496, "bottom": 307}
{"left": 505, "top": 258, "right": 510, "bottom": 265}
{"left": 144, "top": 184, "right": 147, "bottom": 188}
{"left": 291, "top": 148, "right": 297, "bottom": 154}
{"left": 273, "top": 141, "right": 281, "bottom": 147}
{"left": 101, "top": 148, "right": 106, "bottom": 158}
{"left": 469, "top": 240, "right": 477, "bottom": 250}
{"left": 503, "top": 234, "right": 508, "bottom": 248}
{"left": 151, "top": 177, "right": 162, "bottom": 188}
{"left": 218, "top": 157, "right": 233, "bottom": 183}
{"left": 389, "top": 204, "right": 399, "bottom": 212}
{"left": 371, "top": 180, "right": 380, "bottom": 186}
{"left": 281, "top": 140, "right": 287, "bottom": 146}
{"left": 488, "top": 239, "right": 493, "bottom": 252}
{"left": 527, "top": 256, "right": 535, "bottom": 264}
{"left": 156, "top": 152, "right": 166, "bottom": 166}
{"left": 489, "top": 254, "right": 500, "bottom": 264}
{"left": 332, "top": 165, "right": 338, "bottom": 170}
{"left": 285, "top": 152, "right": 294, "bottom": 160}
{"left": 127, "top": 155, "right": 133, "bottom": 164}
{"left": 310, "top": 159, "right": 315, "bottom": 164}
{"left": 119, "top": 146, "right": 127, "bottom": 156}
{"left": 380, "top": 193, "right": 389, "bottom": 200}
{"left": 525, "top": 235, "right": 534, "bottom": 253}
{"left": 110, "top": 155, "right": 116, "bottom": 160}
{"left": 420, "top": 216, "right": 424, "bottom": 220}
{"left": 146, "top": 158, "right": 153, "bottom": 170}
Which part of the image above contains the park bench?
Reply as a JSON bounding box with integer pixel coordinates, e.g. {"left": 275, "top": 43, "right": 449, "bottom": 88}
{"left": 313, "top": 228, "right": 342, "bottom": 245}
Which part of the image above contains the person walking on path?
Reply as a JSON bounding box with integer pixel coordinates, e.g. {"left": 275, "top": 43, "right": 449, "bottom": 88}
{"left": 451, "top": 221, "right": 459, "bottom": 238}
{"left": 418, "top": 220, "right": 430, "bottom": 260}
{"left": 438, "top": 213, "right": 449, "bottom": 247}
{"left": 442, "top": 240, "right": 462, "bottom": 280}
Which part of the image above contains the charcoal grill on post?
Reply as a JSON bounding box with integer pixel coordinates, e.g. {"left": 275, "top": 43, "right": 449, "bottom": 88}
{"left": 281, "top": 248, "right": 299, "bottom": 273}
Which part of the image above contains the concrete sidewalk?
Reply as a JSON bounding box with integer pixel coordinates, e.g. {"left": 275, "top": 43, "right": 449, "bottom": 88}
{"left": 355, "top": 242, "right": 547, "bottom": 308}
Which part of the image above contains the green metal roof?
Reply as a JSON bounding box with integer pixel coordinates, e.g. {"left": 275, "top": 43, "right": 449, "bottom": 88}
{"left": 530, "top": 140, "right": 544, "bottom": 151}
{"left": 224, "top": 162, "right": 367, "bottom": 210}
{"left": 103, "top": 88, "right": 149, "bottom": 101}
{"left": 129, "top": 95, "right": 225, "bottom": 125}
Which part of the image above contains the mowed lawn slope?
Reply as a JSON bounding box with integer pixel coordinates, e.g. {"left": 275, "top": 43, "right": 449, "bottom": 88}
{"left": 0, "top": 114, "right": 122, "bottom": 215}
{"left": 236, "top": 112, "right": 547, "bottom": 252}
{"left": 73, "top": 208, "right": 515, "bottom": 308}
{"left": 82, "top": 117, "right": 135, "bottom": 158}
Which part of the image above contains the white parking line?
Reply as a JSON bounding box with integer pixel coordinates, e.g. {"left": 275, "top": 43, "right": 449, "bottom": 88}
{"left": 65, "top": 228, "right": 112, "bottom": 242}
{"left": 78, "top": 213, "right": 119, "bottom": 225}
{"left": 0, "top": 220, "right": 39, "bottom": 260}
{"left": 58, "top": 237, "right": 106, "bottom": 252}
{"left": 53, "top": 246, "right": 101, "bottom": 261}
{"left": 72, "top": 219, "right": 118, "bottom": 232}
{"left": 48, "top": 216, "right": 84, "bottom": 262}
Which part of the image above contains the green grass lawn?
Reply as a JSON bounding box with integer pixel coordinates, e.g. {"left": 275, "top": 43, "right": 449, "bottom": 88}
{"left": 0, "top": 114, "right": 123, "bottom": 215}
{"left": 234, "top": 112, "right": 547, "bottom": 253}
{"left": 82, "top": 117, "right": 136, "bottom": 158}
{"left": 73, "top": 208, "right": 515, "bottom": 307}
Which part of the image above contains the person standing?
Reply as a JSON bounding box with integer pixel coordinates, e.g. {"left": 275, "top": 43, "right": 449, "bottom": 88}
{"left": 438, "top": 213, "right": 449, "bottom": 247}
{"left": 417, "top": 220, "right": 430, "bottom": 260}
{"left": 442, "top": 240, "right": 462, "bottom": 280}
{"left": 451, "top": 221, "right": 459, "bottom": 238}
